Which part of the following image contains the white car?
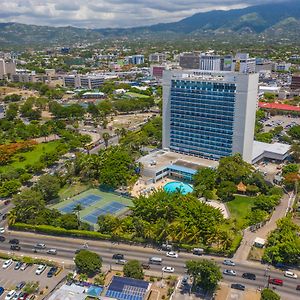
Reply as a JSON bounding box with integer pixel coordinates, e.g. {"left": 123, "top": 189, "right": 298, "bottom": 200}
{"left": 0, "top": 227, "right": 5, "bottom": 234}
{"left": 47, "top": 249, "right": 57, "bottom": 255}
{"left": 223, "top": 269, "right": 237, "bottom": 276}
{"left": 284, "top": 271, "right": 298, "bottom": 279}
{"left": 36, "top": 264, "right": 46, "bottom": 275}
{"left": 223, "top": 259, "right": 235, "bottom": 266}
{"left": 35, "top": 243, "right": 46, "bottom": 249}
{"left": 5, "top": 290, "right": 16, "bottom": 300}
{"left": 2, "top": 259, "right": 13, "bottom": 269}
{"left": 162, "top": 266, "right": 175, "bottom": 273}
{"left": 115, "top": 259, "right": 127, "bottom": 265}
{"left": 166, "top": 251, "right": 178, "bottom": 258}
{"left": 11, "top": 292, "right": 20, "bottom": 300}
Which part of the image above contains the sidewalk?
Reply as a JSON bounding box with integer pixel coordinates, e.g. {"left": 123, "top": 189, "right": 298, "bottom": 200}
{"left": 234, "top": 193, "right": 293, "bottom": 262}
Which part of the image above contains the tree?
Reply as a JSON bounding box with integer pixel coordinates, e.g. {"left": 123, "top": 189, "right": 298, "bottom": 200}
{"left": 102, "top": 132, "right": 110, "bottom": 148}
{"left": 123, "top": 260, "right": 144, "bottom": 279}
{"left": 186, "top": 260, "right": 222, "bottom": 293}
{"left": 193, "top": 168, "right": 217, "bottom": 199}
{"left": 35, "top": 174, "right": 61, "bottom": 202}
{"left": 216, "top": 181, "right": 236, "bottom": 202}
{"left": 59, "top": 213, "right": 79, "bottom": 230}
{"left": 288, "top": 125, "right": 300, "bottom": 140}
{"left": 0, "top": 179, "right": 21, "bottom": 198}
{"left": 74, "top": 250, "right": 102, "bottom": 276}
{"left": 291, "top": 143, "right": 300, "bottom": 163}
{"left": 282, "top": 163, "right": 299, "bottom": 176}
{"left": 261, "top": 288, "right": 280, "bottom": 300}
{"left": 5, "top": 103, "right": 18, "bottom": 121}
{"left": 73, "top": 204, "right": 83, "bottom": 227}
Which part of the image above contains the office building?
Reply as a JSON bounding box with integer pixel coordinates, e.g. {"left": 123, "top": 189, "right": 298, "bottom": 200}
{"left": 232, "top": 53, "right": 256, "bottom": 73}
{"left": 163, "top": 70, "right": 259, "bottom": 162}
{"left": 291, "top": 74, "right": 300, "bottom": 91}
{"left": 125, "top": 55, "right": 145, "bottom": 65}
{"left": 0, "top": 59, "right": 16, "bottom": 79}
{"left": 151, "top": 65, "right": 166, "bottom": 79}
{"left": 149, "top": 53, "right": 167, "bottom": 63}
{"left": 200, "top": 54, "right": 221, "bottom": 71}
{"left": 179, "top": 53, "right": 200, "bottom": 69}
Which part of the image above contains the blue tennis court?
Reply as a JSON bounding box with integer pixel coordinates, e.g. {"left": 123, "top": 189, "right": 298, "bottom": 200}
{"left": 83, "top": 202, "right": 126, "bottom": 224}
{"left": 106, "top": 276, "right": 149, "bottom": 300}
{"left": 59, "top": 195, "right": 102, "bottom": 213}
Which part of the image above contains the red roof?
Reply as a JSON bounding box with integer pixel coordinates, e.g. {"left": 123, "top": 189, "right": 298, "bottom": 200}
{"left": 258, "top": 102, "right": 300, "bottom": 112}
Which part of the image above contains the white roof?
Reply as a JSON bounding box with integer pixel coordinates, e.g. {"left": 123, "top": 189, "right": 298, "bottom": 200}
{"left": 252, "top": 141, "right": 291, "bottom": 161}
{"left": 254, "top": 237, "right": 266, "bottom": 245}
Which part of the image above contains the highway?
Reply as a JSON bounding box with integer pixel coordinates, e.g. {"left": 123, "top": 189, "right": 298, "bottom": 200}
{"left": 0, "top": 230, "right": 299, "bottom": 299}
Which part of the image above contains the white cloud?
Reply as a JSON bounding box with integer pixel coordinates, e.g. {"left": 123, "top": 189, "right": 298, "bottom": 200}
{"left": 0, "top": 0, "right": 287, "bottom": 28}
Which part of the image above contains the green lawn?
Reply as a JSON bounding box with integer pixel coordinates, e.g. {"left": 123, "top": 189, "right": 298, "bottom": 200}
{"left": 227, "top": 195, "right": 256, "bottom": 228}
{"left": 125, "top": 92, "right": 150, "bottom": 99}
{"left": 59, "top": 182, "right": 90, "bottom": 200}
{"left": 0, "top": 140, "right": 61, "bottom": 171}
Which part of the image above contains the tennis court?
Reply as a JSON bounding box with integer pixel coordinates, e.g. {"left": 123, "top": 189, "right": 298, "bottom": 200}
{"left": 51, "top": 189, "right": 132, "bottom": 226}
{"left": 83, "top": 202, "right": 126, "bottom": 224}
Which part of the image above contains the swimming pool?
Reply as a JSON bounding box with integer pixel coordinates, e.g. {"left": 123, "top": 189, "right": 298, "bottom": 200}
{"left": 163, "top": 181, "right": 193, "bottom": 195}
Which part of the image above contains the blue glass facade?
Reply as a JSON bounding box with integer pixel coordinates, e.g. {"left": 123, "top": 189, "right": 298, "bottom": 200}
{"left": 169, "top": 79, "right": 236, "bottom": 160}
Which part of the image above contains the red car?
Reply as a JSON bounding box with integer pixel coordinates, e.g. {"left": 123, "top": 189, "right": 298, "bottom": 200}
{"left": 4, "top": 200, "right": 10, "bottom": 205}
{"left": 296, "top": 285, "right": 300, "bottom": 290}
{"left": 269, "top": 278, "right": 283, "bottom": 286}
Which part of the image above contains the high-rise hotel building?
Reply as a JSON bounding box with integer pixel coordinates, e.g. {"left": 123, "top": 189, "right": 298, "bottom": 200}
{"left": 162, "top": 70, "right": 259, "bottom": 162}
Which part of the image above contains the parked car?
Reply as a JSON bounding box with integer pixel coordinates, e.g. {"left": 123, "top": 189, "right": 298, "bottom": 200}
{"left": 231, "top": 283, "right": 245, "bottom": 291}
{"left": 35, "top": 265, "right": 46, "bottom": 275}
{"left": 14, "top": 262, "right": 23, "bottom": 270}
{"left": 223, "top": 269, "right": 237, "bottom": 276}
{"left": 223, "top": 259, "right": 235, "bottom": 266}
{"left": 284, "top": 271, "right": 298, "bottom": 279}
{"left": 0, "top": 227, "right": 5, "bottom": 234}
{"left": 10, "top": 245, "right": 21, "bottom": 251}
{"left": 18, "top": 292, "right": 29, "bottom": 300}
{"left": 296, "top": 284, "right": 300, "bottom": 290}
{"left": 5, "top": 290, "right": 16, "bottom": 300}
{"left": 268, "top": 278, "right": 283, "bottom": 286}
{"left": 112, "top": 254, "right": 124, "bottom": 260}
{"left": 162, "top": 266, "right": 175, "bottom": 273}
{"left": 47, "top": 266, "right": 58, "bottom": 278}
{"left": 16, "top": 281, "right": 26, "bottom": 290}
{"left": 0, "top": 287, "right": 4, "bottom": 296}
{"left": 166, "top": 251, "right": 178, "bottom": 258}
{"left": 242, "top": 273, "right": 256, "bottom": 280}
{"left": 0, "top": 236, "right": 5, "bottom": 242}
{"left": 20, "top": 263, "right": 30, "bottom": 271}
{"left": 4, "top": 200, "right": 10, "bottom": 205}
{"left": 3, "top": 259, "right": 13, "bottom": 269}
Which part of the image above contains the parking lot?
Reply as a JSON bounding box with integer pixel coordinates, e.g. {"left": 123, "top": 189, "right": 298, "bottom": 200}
{"left": 0, "top": 259, "right": 67, "bottom": 299}
{"left": 263, "top": 115, "right": 299, "bottom": 132}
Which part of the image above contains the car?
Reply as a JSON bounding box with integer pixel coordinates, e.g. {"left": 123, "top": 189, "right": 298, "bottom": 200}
{"left": 284, "top": 271, "right": 298, "bottom": 279}
{"left": 166, "top": 251, "right": 178, "bottom": 258}
{"left": 242, "top": 273, "right": 256, "bottom": 280}
{"left": 115, "top": 259, "right": 127, "bottom": 265}
{"left": 112, "top": 253, "right": 124, "bottom": 260}
{"left": 47, "top": 266, "right": 58, "bottom": 278}
{"left": 20, "top": 263, "right": 30, "bottom": 271}
{"left": 223, "top": 259, "right": 235, "bottom": 266}
{"left": 162, "top": 266, "right": 175, "bottom": 273}
{"left": 0, "top": 227, "right": 5, "bottom": 234}
{"left": 18, "top": 292, "right": 29, "bottom": 300}
{"left": 46, "top": 249, "right": 57, "bottom": 255}
{"left": 141, "top": 263, "right": 150, "bottom": 270}
{"left": 0, "top": 287, "right": 4, "bottom": 296}
{"left": 35, "top": 243, "right": 46, "bottom": 249}
{"left": 3, "top": 259, "right": 13, "bottom": 269}
{"left": 231, "top": 283, "right": 245, "bottom": 291}
{"left": 35, "top": 264, "right": 46, "bottom": 275}
{"left": 11, "top": 292, "right": 21, "bottom": 300}
{"left": 14, "top": 262, "right": 23, "bottom": 270}
{"left": 16, "top": 281, "right": 26, "bottom": 290}
{"left": 10, "top": 245, "right": 21, "bottom": 251}
{"left": 181, "top": 275, "right": 189, "bottom": 285}
{"left": 4, "top": 200, "right": 10, "bottom": 205}
{"left": 5, "top": 290, "right": 16, "bottom": 300}
{"left": 2, "top": 213, "right": 8, "bottom": 220}
{"left": 9, "top": 239, "right": 19, "bottom": 245}
{"left": 268, "top": 278, "right": 283, "bottom": 286}
{"left": 0, "top": 236, "right": 5, "bottom": 242}
{"left": 75, "top": 249, "right": 82, "bottom": 254}
{"left": 296, "top": 284, "right": 300, "bottom": 290}
{"left": 223, "top": 269, "right": 237, "bottom": 276}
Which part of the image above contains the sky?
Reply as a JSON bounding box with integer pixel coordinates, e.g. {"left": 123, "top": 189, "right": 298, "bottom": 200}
{"left": 0, "top": 0, "right": 287, "bottom": 28}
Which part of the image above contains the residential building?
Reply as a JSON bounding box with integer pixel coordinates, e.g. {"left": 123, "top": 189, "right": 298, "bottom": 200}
{"left": 150, "top": 65, "right": 166, "bottom": 79}
{"left": 125, "top": 55, "right": 145, "bottom": 65}
{"left": 12, "top": 72, "right": 38, "bottom": 83}
{"left": 291, "top": 74, "right": 300, "bottom": 91}
{"left": 149, "top": 53, "right": 167, "bottom": 63}
{"left": 273, "top": 62, "right": 291, "bottom": 72}
{"left": 162, "top": 70, "right": 259, "bottom": 162}
{"left": 179, "top": 53, "right": 200, "bottom": 69}
{"left": 0, "top": 59, "right": 16, "bottom": 79}
{"left": 200, "top": 54, "right": 221, "bottom": 71}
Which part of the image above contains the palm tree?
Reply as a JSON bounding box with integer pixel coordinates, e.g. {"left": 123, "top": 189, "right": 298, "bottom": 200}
{"left": 8, "top": 209, "right": 18, "bottom": 226}
{"left": 73, "top": 204, "right": 83, "bottom": 227}
{"left": 79, "top": 273, "right": 88, "bottom": 282}
{"left": 102, "top": 132, "right": 110, "bottom": 148}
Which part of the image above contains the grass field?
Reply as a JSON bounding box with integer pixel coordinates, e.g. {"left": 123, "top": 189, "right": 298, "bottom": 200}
{"left": 125, "top": 92, "right": 150, "bottom": 99}
{"left": 58, "top": 182, "right": 90, "bottom": 200}
{"left": 0, "top": 140, "right": 61, "bottom": 172}
{"left": 52, "top": 188, "right": 133, "bottom": 226}
{"left": 227, "top": 195, "right": 256, "bottom": 228}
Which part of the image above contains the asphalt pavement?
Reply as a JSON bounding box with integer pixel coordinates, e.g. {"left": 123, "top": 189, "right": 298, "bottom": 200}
{"left": 0, "top": 230, "right": 299, "bottom": 299}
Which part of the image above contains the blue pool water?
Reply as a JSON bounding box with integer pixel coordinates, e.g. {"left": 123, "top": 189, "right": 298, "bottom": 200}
{"left": 163, "top": 181, "right": 193, "bottom": 195}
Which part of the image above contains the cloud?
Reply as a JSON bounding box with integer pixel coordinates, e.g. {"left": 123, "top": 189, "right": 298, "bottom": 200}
{"left": 0, "top": 0, "right": 288, "bottom": 28}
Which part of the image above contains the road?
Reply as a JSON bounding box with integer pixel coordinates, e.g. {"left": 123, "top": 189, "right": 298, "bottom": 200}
{"left": 0, "top": 230, "right": 299, "bottom": 300}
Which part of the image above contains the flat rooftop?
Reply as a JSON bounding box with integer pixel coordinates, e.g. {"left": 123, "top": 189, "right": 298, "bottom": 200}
{"left": 252, "top": 141, "right": 291, "bottom": 161}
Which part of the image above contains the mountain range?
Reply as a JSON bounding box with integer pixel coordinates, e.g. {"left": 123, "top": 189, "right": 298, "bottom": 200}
{"left": 0, "top": 0, "right": 300, "bottom": 46}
